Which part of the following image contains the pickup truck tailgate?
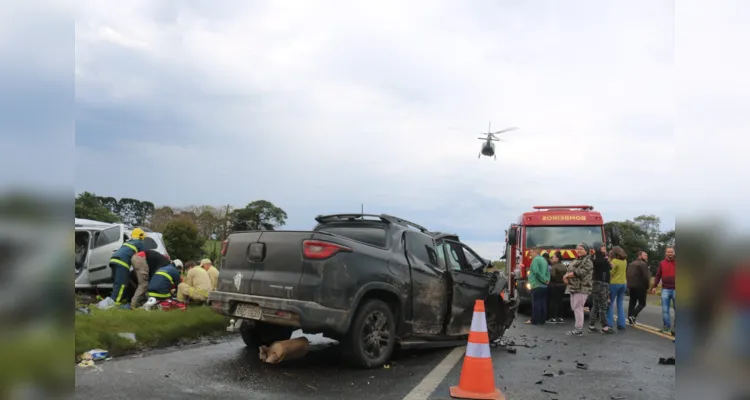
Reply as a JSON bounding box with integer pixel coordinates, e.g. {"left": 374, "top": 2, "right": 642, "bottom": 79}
{"left": 220, "top": 231, "right": 315, "bottom": 299}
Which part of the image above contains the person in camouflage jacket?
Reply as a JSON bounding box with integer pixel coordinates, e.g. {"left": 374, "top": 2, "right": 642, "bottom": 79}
{"left": 563, "top": 242, "right": 594, "bottom": 336}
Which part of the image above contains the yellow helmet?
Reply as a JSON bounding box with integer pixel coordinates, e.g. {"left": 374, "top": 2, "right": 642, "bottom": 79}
{"left": 131, "top": 228, "right": 146, "bottom": 240}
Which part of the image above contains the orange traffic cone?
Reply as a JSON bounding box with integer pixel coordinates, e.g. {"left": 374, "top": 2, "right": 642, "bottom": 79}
{"left": 450, "top": 299, "right": 506, "bottom": 400}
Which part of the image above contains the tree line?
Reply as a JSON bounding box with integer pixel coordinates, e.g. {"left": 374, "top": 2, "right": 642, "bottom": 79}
{"left": 605, "top": 214, "right": 675, "bottom": 273}
{"left": 74, "top": 192, "right": 289, "bottom": 261}
{"left": 75, "top": 192, "right": 288, "bottom": 238}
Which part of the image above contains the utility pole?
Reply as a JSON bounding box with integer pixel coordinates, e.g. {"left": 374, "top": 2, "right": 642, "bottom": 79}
{"left": 222, "top": 204, "right": 230, "bottom": 240}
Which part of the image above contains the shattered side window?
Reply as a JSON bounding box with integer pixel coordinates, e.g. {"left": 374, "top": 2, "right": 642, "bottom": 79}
{"left": 405, "top": 231, "right": 438, "bottom": 268}
{"left": 445, "top": 243, "right": 463, "bottom": 271}
{"left": 462, "top": 247, "right": 485, "bottom": 270}
{"left": 435, "top": 241, "right": 447, "bottom": 271}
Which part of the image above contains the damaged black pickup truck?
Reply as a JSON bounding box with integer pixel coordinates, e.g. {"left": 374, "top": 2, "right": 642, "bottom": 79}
{"left": 208, "top": 213, "right": 517, "bottom": 368}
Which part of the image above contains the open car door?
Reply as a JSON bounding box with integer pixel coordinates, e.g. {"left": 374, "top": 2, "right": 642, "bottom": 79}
{"left": 404, "top": 231, "right": 449, "bottom": 336}
{"left": 88, "top": 224, "right": 124, "bottom": 284}
{"left": 441, "top": 239, "right": 493, "bottom": 336}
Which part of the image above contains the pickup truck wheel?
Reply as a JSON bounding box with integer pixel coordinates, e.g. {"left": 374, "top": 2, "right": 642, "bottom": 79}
{"left": 343, "top": 299, "right": 396, "bottom": 369}
{"left": 240, "top": 321, "right": 293, "bottom": 349}
{"left": 486, "top": 305, "right": 507, "bottom": 343}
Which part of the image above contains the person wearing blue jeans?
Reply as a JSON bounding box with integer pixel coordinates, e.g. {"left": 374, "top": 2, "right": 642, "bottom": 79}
{"left": 607, "top": 284, "right": 627, "bottom": 329}
{"left": 652, "top": 248, "right": 676, "bottom": 334}
{"left": 661, "top": 288, "right": 676, "bottom": 330}
{"left": 531, "top": 286, "right": 549, "bottom": 325}
{"left": 607, "top": 247, "right": 628, "bottom": 329}
{"left": 525, "top": 247, "right": 550, "bottom": 325}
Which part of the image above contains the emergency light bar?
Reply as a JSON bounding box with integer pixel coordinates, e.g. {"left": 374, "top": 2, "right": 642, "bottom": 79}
{"left": 532, "top": 205, "right": 594, "bottom": 211}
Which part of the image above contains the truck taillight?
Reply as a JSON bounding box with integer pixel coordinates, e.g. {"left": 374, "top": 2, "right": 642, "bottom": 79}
{"left": 303, "top": 240, "right": 352, "bottom": 260}
{"left": 220, "top": 240, "right": 229, "bottom": 256}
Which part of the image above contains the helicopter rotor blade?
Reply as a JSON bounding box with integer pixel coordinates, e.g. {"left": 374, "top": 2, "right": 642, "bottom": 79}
{"left": 490, "top": 127, "right": 518, "bottom": 135}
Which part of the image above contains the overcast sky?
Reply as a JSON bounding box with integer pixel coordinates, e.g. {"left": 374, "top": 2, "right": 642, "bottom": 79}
{"left": 44, "top": 0, "right": 742, "bottom": 259}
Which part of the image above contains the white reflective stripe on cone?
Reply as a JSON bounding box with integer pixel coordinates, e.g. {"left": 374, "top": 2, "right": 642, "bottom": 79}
{"left": 465, "top": 341, "right": 492, "bottom": 358}
{"left": 470, "top": 312, "right": 488, "bottom": 333}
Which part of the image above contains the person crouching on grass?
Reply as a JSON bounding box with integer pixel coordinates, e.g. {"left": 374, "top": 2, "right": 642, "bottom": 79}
{"left": 524, "top": 247, "right": 550, "bottom": 325}
{"left": 147, "top": 260, "right": 183, "bottom": 301}
{"left": 563, "top": 243, "right": 594, "bottom": 336}
{"left": 177, "top": 259, "right": 213, "bottom": 304}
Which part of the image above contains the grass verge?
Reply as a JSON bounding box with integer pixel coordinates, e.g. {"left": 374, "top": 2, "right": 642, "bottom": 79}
{"left": 75, "top": 306, "right": 231, "bottom": 359}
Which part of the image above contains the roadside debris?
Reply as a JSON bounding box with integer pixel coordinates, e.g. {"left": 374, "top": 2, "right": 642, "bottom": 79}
{"left": 658, "top": 357, "right": 675, "bottom": 365}
{"left": 118, "top": 333, "right": 137, "bottom": 342}
{"left": 96, "top": 297, "right": 115, "bottom": 310}
{"left": 507, "top": 348, "right": 517, "bottom": 354}
{"left": 78, "top": 349, "right": 111, "bottom": 368}
{"left": 258, "top": 337, "right": 310, "bottom": 364}
{"left": 76, "top": 307, "right": 91, "bottom": 315}
{"left": 82, "top": 349, "right": 108, "bottom": 361}
{"left": 576, "top": 362, "right": 588, "bottom": 370}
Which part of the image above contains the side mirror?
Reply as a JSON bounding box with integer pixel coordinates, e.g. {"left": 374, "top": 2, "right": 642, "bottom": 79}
{"left": 610, "top": 226, "right": 621, "bottom": 246}
{"left": 508, "top": 227, "right": 518, "bottom": 245}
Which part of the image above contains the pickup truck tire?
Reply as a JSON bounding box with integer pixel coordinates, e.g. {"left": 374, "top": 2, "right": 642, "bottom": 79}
{"left": 342, "top": 299, "right": 397, "bottom": 369}
{"left": 240, "top": 321, "right": 293, "bottom": 349}
{"left": 486, "top": 305, "right": 507, "bottom": 343}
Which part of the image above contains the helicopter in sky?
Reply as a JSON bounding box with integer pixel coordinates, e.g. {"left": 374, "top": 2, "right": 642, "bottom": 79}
{"left": 477, "top": 121, "right": 517, "bottom": 160}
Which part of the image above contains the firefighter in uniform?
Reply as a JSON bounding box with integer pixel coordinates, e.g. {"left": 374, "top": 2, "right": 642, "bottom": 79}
{"left": 131, "top": 249, "right": 172, "bottom": 308}
{"left": 108, "top": 228, "right": 147, "bottom": 306}
{"left": 147, "top": 261, "right": 183, "bottom": 300}
{"left": 177, "top": 260, "right": 212, "bottom": 303}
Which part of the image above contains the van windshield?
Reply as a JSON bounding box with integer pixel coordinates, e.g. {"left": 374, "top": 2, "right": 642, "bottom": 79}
{"left": 525, "top": 226, "right": 603, "bottom": 249}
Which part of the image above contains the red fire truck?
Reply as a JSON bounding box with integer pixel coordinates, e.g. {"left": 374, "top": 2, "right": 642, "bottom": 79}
{"left": 503, "top": 205, "right": 620, "bottom": 314}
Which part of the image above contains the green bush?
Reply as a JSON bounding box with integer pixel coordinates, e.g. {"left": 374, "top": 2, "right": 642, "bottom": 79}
{"left": 163, "top": 218, "right": 204, "bottom": 261}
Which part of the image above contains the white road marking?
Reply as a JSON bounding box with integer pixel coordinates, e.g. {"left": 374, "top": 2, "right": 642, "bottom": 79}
{"left": 402, "top": 346, "right": 465, "bottom": 400}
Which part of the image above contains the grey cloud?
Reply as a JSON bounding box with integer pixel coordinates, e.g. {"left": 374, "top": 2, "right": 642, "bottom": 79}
{"left": 73, "top": 0, "right": 681, "bottom": 240}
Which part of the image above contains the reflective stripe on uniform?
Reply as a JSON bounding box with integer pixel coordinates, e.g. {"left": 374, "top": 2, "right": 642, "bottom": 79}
{"left": 156, "top": 271, "right": 174, "bottom": 285}
{"left": 189, "top": 287, "right": 209, "bottom": 298}
{"left": 148, "top": 292, "right": 170, "bottom": 298}
{"left": 470, "top": 312, "right": 488, "bottom": 333}
{"left": 465, "top": 342, "right": 491, "bottom": 359}
{"left": 123, "top": 243, "right": 138, "bottom": 252}
{"left": 114, "top": 284, "right": 126, "bottom": 304}
{"left": 110, "top": 258, "right": 130, "bottom": 268}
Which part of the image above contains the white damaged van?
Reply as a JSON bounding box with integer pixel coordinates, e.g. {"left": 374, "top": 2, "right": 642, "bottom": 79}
{"left": 74, "top": 218, "right": 169, "bottom": 289}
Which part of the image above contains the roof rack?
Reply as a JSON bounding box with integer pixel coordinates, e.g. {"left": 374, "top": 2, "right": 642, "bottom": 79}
{"left": 314, "top": 213, "right": 429, "bottom": 233}
{"left": 380, "top": 214, "right": 429, "bottom": 233}
{"left": 314, "top": 214, "right": 385, "bottom": 224}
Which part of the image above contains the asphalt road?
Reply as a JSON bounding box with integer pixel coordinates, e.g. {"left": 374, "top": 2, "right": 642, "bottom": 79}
{"left": 75, "top": 322, "right": 675, "bottom": 400}
{"left": 620, "top": 298, "right": 675, "bottom": 331}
